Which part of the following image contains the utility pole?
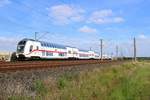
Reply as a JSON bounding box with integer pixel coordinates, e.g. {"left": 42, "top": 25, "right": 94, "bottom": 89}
{"left": 120, "top": 47, "right": 124, "bottom": 60}
{"left": 111, "top": 52, "right": 113, "bottom": 60}
{"left": 90, "top": 47, "right": 92, "bottom": 51}
{"left": 134, "top": 37, "right": 137, "bottom": 61}
{"left": 116, "top": 45, "right": 119, "bottom": 60}
{"left": 100, "top": 39, "right": 103, "bottom": 61}
{"left": 35, "top": 32, "right": 38, "bottom": 41}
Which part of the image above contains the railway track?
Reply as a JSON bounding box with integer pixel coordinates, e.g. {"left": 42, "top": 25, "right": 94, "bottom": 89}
{"left": 0, "top": 60, "right": 114, "bottom": 72}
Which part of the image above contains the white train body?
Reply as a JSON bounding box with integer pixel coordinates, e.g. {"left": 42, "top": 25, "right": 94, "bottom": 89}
{"left": 16, "top": 39, "right": 100, "bottom": 60}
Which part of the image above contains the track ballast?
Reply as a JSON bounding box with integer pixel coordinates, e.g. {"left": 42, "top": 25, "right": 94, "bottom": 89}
{"left": 0, "top": 60, "right": 113, "bottom": 72}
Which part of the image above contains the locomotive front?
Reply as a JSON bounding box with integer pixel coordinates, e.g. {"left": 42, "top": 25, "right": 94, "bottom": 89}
{"left": 16, "top": 39, "right": 27, "bottom": 59}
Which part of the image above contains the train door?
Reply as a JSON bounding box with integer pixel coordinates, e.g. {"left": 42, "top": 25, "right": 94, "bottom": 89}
{"left": 66, "top": 47, "right": 73, "bottom": 58}
{"left": 28, "top": 41, "right": 41, "bottom": 58}
{"left": 66, "top": 47, "right": 79, "bottom": 58}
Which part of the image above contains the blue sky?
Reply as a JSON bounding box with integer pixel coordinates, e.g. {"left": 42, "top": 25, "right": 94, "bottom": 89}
{"left": 0, "top": 0, "right": 150, "bottom": 57}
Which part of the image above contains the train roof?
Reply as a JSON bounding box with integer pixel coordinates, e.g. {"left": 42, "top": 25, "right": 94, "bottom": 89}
{"left": 79, "top": 49, "right": 89, "bottom": 52}
{"left": 21, "top": 38, "right": 36, "bottom": 42}
{"left": 21, "top": 38, "right": 69, "bottom": 49}
{"left": 20, "top": 38, "right": 92, "bottom": 51}
{"left": 40, "top": 41, "right": 66, "bottom": 49}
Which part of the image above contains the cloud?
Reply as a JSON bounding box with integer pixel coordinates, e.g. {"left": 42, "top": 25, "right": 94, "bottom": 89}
{"left": 48, "top": 5, "right": 124, "bottom": 25}
{"left": 88, "top": 9, "right": 124, "bottom": 24}
{"left": 0, "top": 36, "right": 19, "bottom": 51}
{"left": 0, "top": 36, "right": 18, "bottom": 45}
{"left": 48, "top": 4, "right": 85, "bottom": 25}
{"left": 138, "top": 34, "right": 147, "bottom": 39}
{"left": 0, "top": 0, "right": 10, "bottom": 7}
{"left": 78, "top": 26, "right": 97, "bottom": 33}
{"left": 113, "top": 17, "right": 124, "bottom": 23}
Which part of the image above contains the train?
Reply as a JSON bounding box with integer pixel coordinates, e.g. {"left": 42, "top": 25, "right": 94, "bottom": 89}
{"left": 16, "top": 38, "right": 103, "bottom": 60}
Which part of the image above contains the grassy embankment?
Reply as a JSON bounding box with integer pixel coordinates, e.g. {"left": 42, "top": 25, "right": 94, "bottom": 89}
{"left": 9, "top": 61, "right": 150, "bottom": 100}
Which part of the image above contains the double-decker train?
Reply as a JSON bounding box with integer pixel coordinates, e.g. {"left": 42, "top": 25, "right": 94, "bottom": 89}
{"left": 16, "top": 38, "right": 100, "bottom": 60}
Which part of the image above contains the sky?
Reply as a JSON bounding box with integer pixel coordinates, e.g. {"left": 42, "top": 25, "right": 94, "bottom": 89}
{"left": 0, "top": 0, "right": 150, "bottom": 57}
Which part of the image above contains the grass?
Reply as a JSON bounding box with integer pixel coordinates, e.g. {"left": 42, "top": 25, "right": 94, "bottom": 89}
{"left": 8, "top": 61, "right": 150, "bottom": 100}
{"left": 8, "top": 96, "right": 32, "bottom": 100}
{"left": 34, "top": 80, "right": 48, "bottom": 96}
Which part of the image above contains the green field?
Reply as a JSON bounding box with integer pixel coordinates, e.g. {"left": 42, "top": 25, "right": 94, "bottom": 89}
{"left": 9, "top": 61, "right": 150, "bottom": 100}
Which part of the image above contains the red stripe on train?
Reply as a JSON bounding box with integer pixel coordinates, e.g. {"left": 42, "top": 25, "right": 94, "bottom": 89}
{"left": 26, "top": 50, "right": 67, "bottom": 55}
{"left": 26, "top": 50, "right": 94, "bottom": 56}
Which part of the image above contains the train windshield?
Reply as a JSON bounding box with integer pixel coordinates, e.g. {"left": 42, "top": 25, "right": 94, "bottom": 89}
{"left": 17, "top": 41, "right": 26, "bottom": 53}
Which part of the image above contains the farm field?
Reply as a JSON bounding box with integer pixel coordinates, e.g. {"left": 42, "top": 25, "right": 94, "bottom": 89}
{"left": 0, "top": 52, "right": 11, "bottom": 61}
{"left": 1, "top": 61, "right": 150, "bottom": 100}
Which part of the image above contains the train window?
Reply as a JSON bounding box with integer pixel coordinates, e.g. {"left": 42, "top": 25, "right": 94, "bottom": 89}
{"left": 48, "top": 44, "right": 50, "bottom": 47}
{"left": 73, "top": 51, "right": 77, "bottom": 54}
{"left": 79, "top": 54, "right": 88, "bottom": 57}
{"left": 52, "top": 44, "right": 54, "bottom": 48}
{"left": 42, "top": 51, "right": 45, "bottom": 56}
{"left": 49, "top": 44, "right": 52, "bottom": 48}
{"left": 68, "top": 51, "right": 71, "bottom": 54}
{"left": 46, "top": 52, "right": 53, "bottom": 56}
{"left": 17, "top": 45, "right": 25, "bottom": 53}
{"left": 18, "top": 41, "right": 26, "bottom": 45}
{"left": 45, "top": 43, "right": 47, "bottom": 47}
{"left": 44, "top": 43, "right": 46, "bottom": 47}
{"left": 42, "top": 43, "right": 44, "bottom": 46}
{"left": 36, "top": 46, "right": 39, "bottom": 50}
{"left": 29, "top": 45, "right": 33, "bottom": 52}
{"left": 59, "top": 53, "right": 64, "bottom": 56}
